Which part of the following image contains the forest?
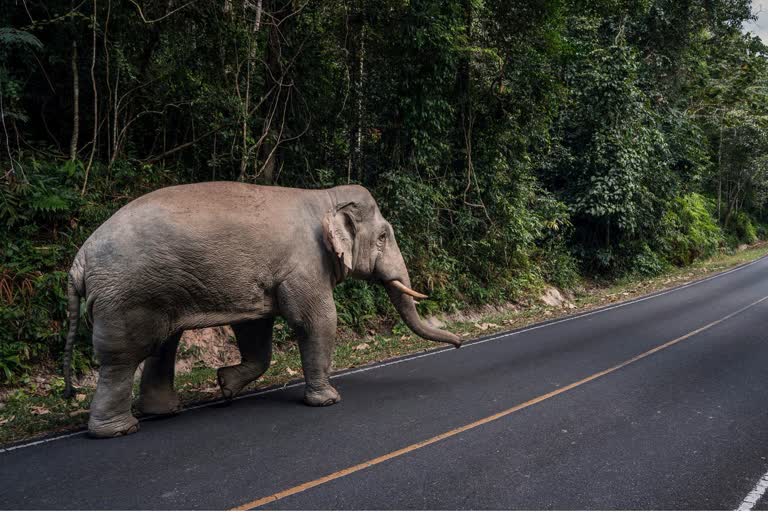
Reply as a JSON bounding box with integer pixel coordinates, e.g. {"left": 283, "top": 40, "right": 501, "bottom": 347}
{"left": 2, "top": 0, "right": 768, "bottom": 384}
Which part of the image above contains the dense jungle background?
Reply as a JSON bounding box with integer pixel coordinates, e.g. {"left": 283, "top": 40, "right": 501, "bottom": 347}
{"left": 2, "top": 0, "right": 768, "bottom": 384}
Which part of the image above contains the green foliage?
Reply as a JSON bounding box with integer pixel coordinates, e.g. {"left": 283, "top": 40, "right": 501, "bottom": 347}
{"left": 334, "top": 281, "right": 387, "bottom": 334}
{"left": 0, "top": 28, "right": 43, "bottom": 49}
{"left": 730, "top": 211, "right": 759, "bottom": 244}
{"left": 536, "top": 239, "right": 581, "bottom": 289}
{"left": 629, "top": 243, "right": 670, "bottom": 278}
{"left": 661, "top": 193, "right": 724, "bottom": 266}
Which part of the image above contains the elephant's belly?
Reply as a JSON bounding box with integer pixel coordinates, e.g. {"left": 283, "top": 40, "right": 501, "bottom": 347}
{"left": 174, "top": 294, "right": 277, "bottom": 331}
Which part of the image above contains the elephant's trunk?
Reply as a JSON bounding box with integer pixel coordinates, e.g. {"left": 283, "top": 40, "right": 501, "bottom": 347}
{"left": 385, "top": 280, "right": 462, "bottom": 348}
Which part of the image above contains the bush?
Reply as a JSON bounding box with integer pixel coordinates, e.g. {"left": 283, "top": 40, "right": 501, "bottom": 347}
{"left": 536, "top": 240, "right": 581, "bottom": 289}
{"left": 626, "top": 243, "right": 669, "bottom": 277}
{"left": 729, "top": 211, "right": 758, "bottom": 245}
{"left": 334, "top": 280, "right": 388, "bottom": 334}
{"left": 660, "top": 193, "right": 723, "bottom": 266}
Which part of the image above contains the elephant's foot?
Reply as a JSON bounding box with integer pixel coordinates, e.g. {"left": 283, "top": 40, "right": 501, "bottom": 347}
{"left": 217, "top": 363, "right": 265, "bottom": 400}
{"left": 87, "top": 413, "right": 140, "bottom": 438}
{"left": 304, "top": 385, "right": 341, "bottom": 407}
{"left": 136, "top": 391, "right": 181, "bottom": 416}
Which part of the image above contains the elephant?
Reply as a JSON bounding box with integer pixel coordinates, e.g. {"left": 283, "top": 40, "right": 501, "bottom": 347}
{"left": 61, "top": 182, "right": 461, "bottom": 438}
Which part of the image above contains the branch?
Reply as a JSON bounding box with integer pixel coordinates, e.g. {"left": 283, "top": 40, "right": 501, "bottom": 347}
{"left": 142, "top": 126, "right": 222, "bottom": 163}
{"left": 128, "top": 0, "right": 199, "bottom": 24}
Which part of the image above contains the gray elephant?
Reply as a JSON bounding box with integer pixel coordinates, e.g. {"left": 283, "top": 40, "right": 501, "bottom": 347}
{"left": 61, "top": 182, "right": 461, "bottom": 438}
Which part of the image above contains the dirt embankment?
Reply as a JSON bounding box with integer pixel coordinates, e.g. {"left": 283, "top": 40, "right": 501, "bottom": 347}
{"left": 61, "top": 327, "right": 240, "bottom": 391}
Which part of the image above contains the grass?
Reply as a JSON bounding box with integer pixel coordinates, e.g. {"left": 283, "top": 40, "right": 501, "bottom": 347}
{"left": 2, "top": 242, "right": 767, "bottom": 446}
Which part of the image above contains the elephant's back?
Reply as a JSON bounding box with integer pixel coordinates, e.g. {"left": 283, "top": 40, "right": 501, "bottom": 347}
{"left": 77, "top": 182, "right": 322, "bottom": 303}
{"left": 88, "top": 182, "right": 315, "bottom": 247}
{"left": 113, "top": 181, "right": 301, "bottom": 224}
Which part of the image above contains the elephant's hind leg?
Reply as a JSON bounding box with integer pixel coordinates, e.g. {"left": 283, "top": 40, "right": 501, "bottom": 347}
{"left": 88, "top": 361, "right": 141, "bottom": 438}
{"left": 136, "top": 332, "right": 182, "bottom": 415}
{"left": 217, "top": 318, "right": 274, "bottom": 400}
{"left": 88, "top": 331, "right": 145, "bottom": 438}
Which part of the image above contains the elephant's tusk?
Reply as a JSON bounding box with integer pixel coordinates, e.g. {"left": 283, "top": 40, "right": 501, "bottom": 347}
{"left": 389, "top": 280, "right": 429, "bottom": 300}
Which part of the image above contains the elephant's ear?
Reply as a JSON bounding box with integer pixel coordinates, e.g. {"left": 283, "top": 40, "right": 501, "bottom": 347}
{"left": 323, "top": 202, "right": 358, "bottom": 279}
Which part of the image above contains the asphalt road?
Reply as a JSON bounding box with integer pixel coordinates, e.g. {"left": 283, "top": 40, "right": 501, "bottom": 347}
{"left": 4, "top": 257, "right": 768, "bottom": 510}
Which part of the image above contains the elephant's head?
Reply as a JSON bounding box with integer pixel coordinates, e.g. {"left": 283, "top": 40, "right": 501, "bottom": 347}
{"left": 323, "top": 185, "right": 462, "bottom": 348}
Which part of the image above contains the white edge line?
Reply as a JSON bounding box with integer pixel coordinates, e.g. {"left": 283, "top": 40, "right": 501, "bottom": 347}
{"left": 738, "top": 471, "right": 768, "bottom": 510}
{"left": 2, "top": 255, "right": 765, "bottom": 455}
{"left": 0, "top": 431, "right": 83, "bottom": 453}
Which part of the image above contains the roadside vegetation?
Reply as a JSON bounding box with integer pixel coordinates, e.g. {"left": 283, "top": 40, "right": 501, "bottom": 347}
{"left": 3, "top": 1, "right": 768, "bottom": 442}
{"left": 1, "top": 242, "right": 767, "bottom": 445}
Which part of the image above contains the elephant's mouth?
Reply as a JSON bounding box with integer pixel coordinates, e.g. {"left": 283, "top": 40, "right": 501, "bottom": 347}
{"left": 384, "top": 280, "right": 462, "bottom": 348}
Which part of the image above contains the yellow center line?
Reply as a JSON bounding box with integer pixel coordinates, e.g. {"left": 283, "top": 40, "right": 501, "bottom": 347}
{"left": 232, "top": 294, "right": 768, "bottom": 511}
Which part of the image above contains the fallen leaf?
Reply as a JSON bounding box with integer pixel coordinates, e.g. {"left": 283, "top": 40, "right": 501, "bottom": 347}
{"left": 69, "top": 409, "right": 89, "bottom": 416}
{"left": 75, "top": 393, "right": 87, "bottom": 402}
{"left": 0, "top": 416, "right": 14, "bottom": 425}
{"left": 475, "top": 322, "right": 500, "bottom": 331}
{"left": 285, "top": 367, "right": 298, "bottom": 376}
{"left": 354, "top": 343, "right": 369, "bottom": 351}
{"left": 30, "top": 406, "right": 50, "bottom": 415}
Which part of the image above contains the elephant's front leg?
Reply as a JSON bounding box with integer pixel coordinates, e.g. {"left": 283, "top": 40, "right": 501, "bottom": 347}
{"left": 278, "top": 282, "right": 340, "bottom": 407}
{"left": 217, "top": 318, "right": 274, "bottom": 400}
{"left": 297, "top": 320, "right": 340, "bottom": 406}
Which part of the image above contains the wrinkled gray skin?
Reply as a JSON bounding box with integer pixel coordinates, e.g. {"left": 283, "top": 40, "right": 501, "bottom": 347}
{"left": 62, "top": 182, "right": 461, "bottom": 438}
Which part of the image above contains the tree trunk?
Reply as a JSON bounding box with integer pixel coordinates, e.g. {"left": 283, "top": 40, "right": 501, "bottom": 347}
{"left": 258, "top": 0, "right": 283, "bottom": 185}
{"left": 348, "top": 3, "right": 365, "bottom": 182}
{"left": 70, "top": 40, "right": 79, "bottom": 161}
{"left": 717, "top": 117, "right": 724, "bottom": 221}
{"left": 459, "top": 0, "right": 473, "bottom": 200}
{"left": 82, "top": 0, "right": 98, "bottom": 196}
{"left": 238, "top": 0, "right": 263, "bottom": 181}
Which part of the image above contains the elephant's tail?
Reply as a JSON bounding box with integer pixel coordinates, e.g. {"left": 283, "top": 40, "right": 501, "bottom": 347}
{"left": 62, "top": 260, "right": 85, "bottom": 399}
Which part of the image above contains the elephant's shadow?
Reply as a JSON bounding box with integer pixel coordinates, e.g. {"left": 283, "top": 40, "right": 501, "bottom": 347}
{"left": 136, "top": 339, "right": 565, "bottom": 425}
{"left": 141, "top": 374, "right": 444, "bottom": 422}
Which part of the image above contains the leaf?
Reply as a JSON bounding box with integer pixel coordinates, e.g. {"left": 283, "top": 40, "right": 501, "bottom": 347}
{"left": 0, "top": 416, "right": 15, "bottom": 425}
{"left": 30, "top": 406, "right": 50, "bottom": 415}
{"left": 0, "top": 28, "right": 43, "bottom": 50}
{"left": 354, "top": 343, "right": 369, "bottom": 351}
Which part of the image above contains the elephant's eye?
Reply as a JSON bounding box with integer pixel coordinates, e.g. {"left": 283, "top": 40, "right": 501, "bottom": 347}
{"left": 377, "top": 232, "right": 387, "bottom": 244}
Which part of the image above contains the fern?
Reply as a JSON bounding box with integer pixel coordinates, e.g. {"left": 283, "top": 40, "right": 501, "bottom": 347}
{"left": 28, "top": 189, "right": 72, "bottom": 214}
{"left": 0, "top": 28, "right": 43, "bottom": 50}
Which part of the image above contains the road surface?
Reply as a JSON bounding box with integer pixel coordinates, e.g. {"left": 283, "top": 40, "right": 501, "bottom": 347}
{"left": 4, "top": 256, "right": 768, "bottom": 510}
